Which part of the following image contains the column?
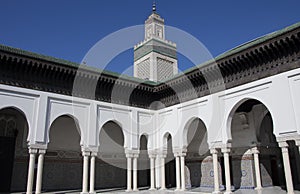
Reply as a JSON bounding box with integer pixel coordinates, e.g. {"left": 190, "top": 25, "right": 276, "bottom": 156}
{"left": 222, "top": 148, "right": 232, "bottom": 194}
{"left": 295, "top": 140, "right": 300, "bottom": 183}
{"left": 89, "top": 153, "right": 96, "bottom": 194}
{"left": 210, "top": 149, "right": 221, "bottom": 194}
{"left": 35, "top": 149, "right": 46, "bottom": 194}
{"left": 126, "top": 155, "right": 132, "bottom": 192}
{"left": 155, "top": 155, "right": 161, "bottom": 189}
{"left": 26, "top": 148, "right": 37, "bottom": 194}
{"left": 81, "top": 151, "right": 90, "bottom": 194}
{"left": 279, "top": 141, "right": 294, "bottom": 194}
{"left": 296, "top": 140, "right": 300, "bottom": 154}
{"left": 175, "top": 155, "right": 181, "bottom": 191}
{"left": 133, "top": 156, "right": 138, "bottom": 191}
{"left": 252, "top": 147, "right": 262, "bottom": 190}
{"left": 149, "top": 154, "right": 156, "bottom": 190}
{"left": 160, "top": 155, "right": 166, "bottom": 190}
{"left": 180, "top": 154, "right": 186, "bottom": 191}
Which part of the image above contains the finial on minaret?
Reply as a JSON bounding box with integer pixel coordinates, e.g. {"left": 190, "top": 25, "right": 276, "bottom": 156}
{"left": 152, "top": 1, "right": 156, "bottom": 13}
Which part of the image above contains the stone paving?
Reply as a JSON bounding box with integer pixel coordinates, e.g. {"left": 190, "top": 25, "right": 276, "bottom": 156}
{"left": 34, "top": 186, "right": 300, "bottom": 194}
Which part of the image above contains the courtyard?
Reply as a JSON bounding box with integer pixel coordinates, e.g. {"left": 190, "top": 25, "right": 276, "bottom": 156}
{"left": 11, "top": 187, "right": 300, "bottom": 194}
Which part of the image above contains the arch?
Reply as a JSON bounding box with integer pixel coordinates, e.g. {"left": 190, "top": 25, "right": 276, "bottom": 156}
{"left": 0, "top": 106, "right": 30, "bottom": 142}
{"left": 138, "top": 134, "right": 150, "bottom": 188}
{"left": 47, "top": 113, "right": 83, "bottom": 145}
{"left": 97, "top": 120, "right": 127, "bottom": 189}
{"left": 0, "top": 107, "right": 29, "bottom": 192}
{"left": 44, "top": 114, "right": 82, "bottom": 191}
{"left": 162, "top": 132, "right": 172, "bottom": 151}
{"left": 182, "top": 116, "right": 210, "bottom": 188}
{"left": 226, "top": 97, "right": 275, "bottom": 143}
{"left": 48, "top": 114, "right": 82, "bottom": 152}
{"left": 98, "top": 119, "right": 127, "bottom": 148}
{"left": 139, "top": 133, "right": 148, "bottom": 150}
{"left": 182, "top": 116, "right": 208, "bottom": 149}
{"left": 98, "top": 120, "right": 125, "bottom": 148}
{"left": 162, "top": 132, "right": 176, "bottom": 188}
{"left": 225, "top": 98, "right": 285, "bottom": 190}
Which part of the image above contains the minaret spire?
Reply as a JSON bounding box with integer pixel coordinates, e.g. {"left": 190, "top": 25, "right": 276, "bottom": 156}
{"left": 152, "top": 1, "right": 156, "bottom": 13}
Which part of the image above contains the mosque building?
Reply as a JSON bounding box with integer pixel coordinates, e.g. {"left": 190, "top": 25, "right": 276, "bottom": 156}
{"left": 0, "top": 3, "right": 300, "bottom": 194}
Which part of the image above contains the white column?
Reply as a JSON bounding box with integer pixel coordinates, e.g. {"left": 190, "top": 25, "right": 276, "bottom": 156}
{"left": 160, "top": 155, "right": 166, "bottom": 190}
{"left": 155, "top": 155, "right": 161, "bottom": 188}
{"left": 35, "top": 149, "right": 46, "bottom": 194}
{"left": 89, "top": 153, "right": 96, "bottom": 194}
{"left": 81, "top": 151, "right": 90, "bottom": 194}
{"left": 149, "top": 154, "right": 156, "bottom": 190}
{"left": 180, "top": 154, "right": 186, "bottom": 191}
{"left": 26, "top": 148, "right": 37, "bottom": 194}
{"left": 296, "top": 139, "right": 300, "bottom": 155}
{"left": 126, "top": 155, "right": 132, "bottom": 192}
{"left": 211, "top": 149, "right": 221, "bottom": 194}
{"left": 296, "top": 140, "right": 300, "bottom": 183}
{"left": 279, "top": 141, "right": 295, "bottom": 194}
{"left": 222, "top": 148, "right": 232, "bottom": 194}
{"left": 133, "top": 156, "right": 138, "bottom": 191}
{"left": 252, "top": 147, "right": 262, "bottom": 190}
{"left": 175, "top": 155, "right": 181, "bottom": 191}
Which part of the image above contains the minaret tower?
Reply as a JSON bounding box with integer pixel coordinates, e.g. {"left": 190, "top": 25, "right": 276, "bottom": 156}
{"left": 134, "top": 2, "right": 178, "bottom": 82}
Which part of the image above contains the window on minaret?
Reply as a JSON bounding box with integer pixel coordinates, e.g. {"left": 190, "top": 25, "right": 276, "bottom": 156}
{"left": 157, "top": 29, "right": 162, "bottom": 38}
{"left": 147, "top": 28, "right": 152, "bottom": 39}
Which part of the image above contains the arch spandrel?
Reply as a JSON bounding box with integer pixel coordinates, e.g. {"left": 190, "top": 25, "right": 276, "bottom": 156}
{"left": 46, "top": 99, "right": 89, "bottom": 147}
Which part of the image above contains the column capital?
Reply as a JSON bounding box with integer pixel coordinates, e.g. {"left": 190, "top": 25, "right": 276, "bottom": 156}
{"left": 251, "top": 147, "right": 260, "bottom": 154}
{"left": 82, "top": 151, "right": 91, "bottom": 157}
{"left": 28, "top": 148, "right": 38, "bottom": 154}
{"left": 125, "top": 149, "right": 139, "bottom": 158}
{"left": 278, "top": 141, "right": 289, "bottom": 148}
{"left": 148, "top": 153, "right": 156, "bottom": 159}
{"left": 90, "top": 152, "right": 98, "bottom": 157}
{"left": 38, "top": 149, "right": 47, "bottom": 154}
{"left": 126, "top": 153, "right": 134, "bottom": 158}
{"left": 157, "top": 153, "right": 167, "bottom": 158}
{"left": 221, "top": 148, "right": 231, "bottom": 153}
{"left": 210, "top": 148, "right": 218, "bottom": 155}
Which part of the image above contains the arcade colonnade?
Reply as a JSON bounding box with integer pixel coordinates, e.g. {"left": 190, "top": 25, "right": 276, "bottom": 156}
{"left": 1, "top": 65, "right": 300, "bottom": 194}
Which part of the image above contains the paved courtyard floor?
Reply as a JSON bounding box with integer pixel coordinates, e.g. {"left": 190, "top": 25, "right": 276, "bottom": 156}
{"left": 31, "top": 186, "right": 300, "bottom": 194}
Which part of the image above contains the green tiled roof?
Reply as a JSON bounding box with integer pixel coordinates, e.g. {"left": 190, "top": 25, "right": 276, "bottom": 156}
{"left": 0, "top": 44, "right": 157, "bottom": 85}
{"left": 0, "top": 22, "right": 299, "bottom": 86}
{"left": 159, "top": 22, "right": 300, "bottom": 83}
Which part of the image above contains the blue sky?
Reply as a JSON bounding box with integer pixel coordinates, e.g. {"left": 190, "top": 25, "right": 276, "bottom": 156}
{"left": 1, "top": 0, "right": 300, "bottom": 74}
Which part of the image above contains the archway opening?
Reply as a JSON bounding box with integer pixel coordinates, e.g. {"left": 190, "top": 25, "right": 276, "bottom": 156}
{"left": 138, "top": 135, "right": 150, "bottom": 188}
{"left": 165, "top": 133, "right": 175, "bottom": 188}
{"left": 229, "top": 99, "right": 284, "bottom": 190}
{"left": 287, "top": 140, "right": 300, "bottom": 190}
{"left": 185, "top": 118, "right": 210, "bottom": 189}
{"left": 0, "top": 107, "right": 29, "bottom": 192}
{"left": 97, "top": 121, "right": 126, "bottom": 190}
{"left": 44, "top": 115, "right": 82, "bottom": 192}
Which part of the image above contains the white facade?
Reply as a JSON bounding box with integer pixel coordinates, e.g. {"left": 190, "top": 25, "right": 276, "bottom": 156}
{"left": 1, "top": 59, "right": 300, "bottom": 193}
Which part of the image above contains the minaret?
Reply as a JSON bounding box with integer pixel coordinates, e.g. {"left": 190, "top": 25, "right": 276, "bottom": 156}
{"left": 134, "top": 2, "right": 178, "bottom": 82}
